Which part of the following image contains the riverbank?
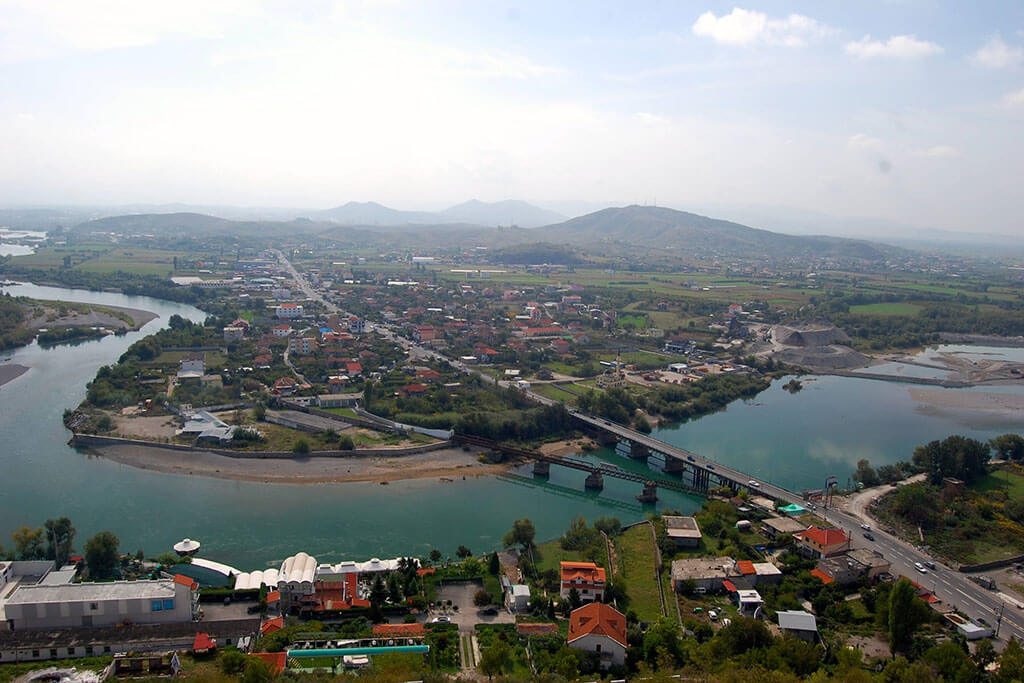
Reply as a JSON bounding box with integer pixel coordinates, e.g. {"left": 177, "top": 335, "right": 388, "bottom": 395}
{"left": 0, "top": 363, "right": 29, "bottom": 388}
{"left": 87, "top": 442, "right": 516, "bottom": 484}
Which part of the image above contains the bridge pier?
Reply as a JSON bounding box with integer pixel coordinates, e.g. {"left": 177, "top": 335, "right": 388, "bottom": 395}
{"left": 532, "top": 461, "right": 550, "bottom": 476}
{"left": 584, "top": 472, "right": 604, "bottom": 490}
{"left": 629, "top": 442, "right": 650, "bottom": 462}
{"left": 637, "top": 481, "right": 658, "bottom": 504}
{"left": 691, "top": 467, "right": 710, "bottom": 493}
{"left": 663, "top": 456, "right": 687, "bottom": 473}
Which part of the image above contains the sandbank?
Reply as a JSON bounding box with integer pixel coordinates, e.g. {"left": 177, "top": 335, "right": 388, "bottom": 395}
{"left": 0, "top": 363, "right": 29, "bottom": 388}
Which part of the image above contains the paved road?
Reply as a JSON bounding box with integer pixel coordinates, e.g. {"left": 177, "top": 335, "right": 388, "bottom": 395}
{"left": 274, "top": 250, "right": 1024, "bottom": 643}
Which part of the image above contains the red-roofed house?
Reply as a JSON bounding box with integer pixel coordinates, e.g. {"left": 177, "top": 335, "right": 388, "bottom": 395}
{"left": 795, "top": 527, "right": 850, "bottom": 559}
{"left": 736, "top": 560, "right": 757, "bottom": 576}
{"left": 560, "top": 561, "right": 606, "bottom": 603}
{"left": 252, "top": 652, "right": 287, "bottom": 676}
{"left": 567, "top": 603, "right": 627, "bottom": 668}
{"left": 266, "top": 590, "right": 280, "bottom": 604}
{"left": 261, "top": 616, "right": 284, "bottom": 635}
{"left": 271, "top": 324, "right": 292, "bottom": 338}
{"left": 345, "top": 362, "right": 363, "bottom": 377}
{"left": 192, "top": 632, "right": 216, "bottom": 654}
{"left": 809, "top": 568, "right": 835, "bottom": 585}
{"left": 372, "top": 623, "right": 426, "bottom": 638}
{"left": 402, "top": 383, "right": 429, "bottom": 396}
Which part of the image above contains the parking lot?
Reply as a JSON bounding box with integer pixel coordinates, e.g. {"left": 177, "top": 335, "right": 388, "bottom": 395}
{"left": 433, "top": 580, "right": 515, "bottom": 631}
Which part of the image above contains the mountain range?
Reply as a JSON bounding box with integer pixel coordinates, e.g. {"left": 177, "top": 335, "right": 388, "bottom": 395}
{"left": 315, "top": 199, "right": 565, "bottom": 228}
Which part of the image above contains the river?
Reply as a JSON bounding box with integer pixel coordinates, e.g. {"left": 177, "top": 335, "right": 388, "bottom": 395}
{"left": 2, "top": 282, "right": 1023, "bottom": 570}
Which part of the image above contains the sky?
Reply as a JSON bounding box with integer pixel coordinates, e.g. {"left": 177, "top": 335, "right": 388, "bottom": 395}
{"left": 0, "top": 1, "right": 1022, "bottom": 234}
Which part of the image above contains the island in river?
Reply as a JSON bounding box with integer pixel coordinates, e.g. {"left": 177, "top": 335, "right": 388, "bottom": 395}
{"left": 0, "top": 294, "right": 157, "bottom": 352}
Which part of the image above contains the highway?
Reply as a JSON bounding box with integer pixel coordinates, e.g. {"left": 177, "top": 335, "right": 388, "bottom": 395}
{"left": 274, "top": 249, "right": 1024, "bottom": 644}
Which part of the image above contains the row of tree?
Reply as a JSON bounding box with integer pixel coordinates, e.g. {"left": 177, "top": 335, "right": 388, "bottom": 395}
{"left": 4, "top": 518, "right": 122, "bottom": 580}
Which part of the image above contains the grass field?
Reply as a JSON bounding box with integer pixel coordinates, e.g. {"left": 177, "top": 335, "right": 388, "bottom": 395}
{"left": 533, "top": 539, "right": 608, "bottom": 579}
{"left": 73, "top": 248, "right": 185, "bottom": 276}
{"left": 531, "top": 383, "right": 577, "bottom": 404}
{"left": 973, "top": 468, "right": 1024, "bottom": 499}
{"left": 849, "top": 302, "right": 922, "bottom": 316}
{"left": 615, "top": 524, "right": 664, "bottom": 621}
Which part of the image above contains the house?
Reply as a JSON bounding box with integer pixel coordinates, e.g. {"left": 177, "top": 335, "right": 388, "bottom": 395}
{"left": 567, "top": 603, "right": 627, "bottom": 669}
{"left": 506, "top": 584, "right": 531, "bottom": 613}
{"left": 560, "top": 561, "right": 606, "bottom": 603}
{"left": 752, "top": 562, "right": 783, "bottom": 586}
{"left": 761, "top": 516, "right": 807, "bottom": 539}
{"left": 326, "top": 377, "right": 348, "bottom": 394}
{"left": 273, "top": 377, "right": 298, "bottom": 396}
{"left": 3, "top": 576, "right": 199, "bottom": 630}
{"left": 670, "top": 557, "right": 738, "bottom": 594}
{"left": 344, "top": 362, "right": 362, "bottom": 377}
{"left": 663, "top": 516, "right": 702, "bottom": 548}
{"left": 413, "top": 325, "right": 438, "bottom": 342}
{"left": 348, "top": 318, "right": 366, "bottom": 334}
{"left": 402, "top": 383, "right": 429, "bottom": 396}
{"left": 316, "top": 392, "right": 362, "bottom": 409}
{"left": 271, "top": 324, "right": 292, "bottom": 338}
{"left": 415, "top": 368, "right": 442, "bottom": 383}
{"left": 777, "top": 610, "right": 818, "bottom": 642}
{"left": 736, "top": 589, "right": 764, "bottom": 617}
{"left": 288, "top": 337, "right": 316, "bottom": 355}
{"left": 550, "top": 338, "right": 571, "bottom": 354}
{"left": 276, "top": 303, "right": 303, "bottom": 319}
{"left": 795, "top": 527, "right": 850, "bottom": 559}
{"left": 223, "top": 326, "right": 245, "bottom": 343}
{"left": 177, "top": 354, "right": 204, "bottom": 380}
{"left": 846, "top": 548, "right": 891, "bottom": 580}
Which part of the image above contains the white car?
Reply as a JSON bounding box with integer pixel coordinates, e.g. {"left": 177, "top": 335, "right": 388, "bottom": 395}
{"left": 748, "top": 480, "right": 760, "bottom": 488}
{"left": 914, "top": 562, "right": 928, "bottom": 574}
{"left": 432, "top": 616, "right": 451, "bottom": 623}
{"left": 860, "top": 524, "right": 871, "bottom": 531}
{"left": 708, "top": 610, "right": 718, "bottom": 622}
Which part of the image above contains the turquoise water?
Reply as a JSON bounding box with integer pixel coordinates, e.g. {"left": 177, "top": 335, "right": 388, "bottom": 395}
{"left": 1, "top": 282, "right": 1023, "bottom": 570}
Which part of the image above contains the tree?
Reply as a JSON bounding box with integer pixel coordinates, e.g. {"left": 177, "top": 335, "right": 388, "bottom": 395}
{"left": 369, "top": 575, "right": 387, "bottom": 622}
{"left": 641, "top": 617, "right": 685, "bottom": 670}
{"left": 635, "top": 415, "right": 652, "bottom": 433}
{"left": 84, "top": 531, "right": 120, "bottom": 579}
{"left": 45, "top": 517, "right": 76, "bottom": 566}
{"left": 567, "top": 587, "right": 582, "bottom": 610}
{"left": 219, "top": 650, "right": 248, "bottom": 674}
{"left": 338, "top": 434, "right": 355, "bottom": 450}
{"left": 12, "top": 526, "right": 45, "bottom": 560}
{"left": 429, "top": 549, "right": 443, "bottom": 565}
{"left": 488, "top": 552, "right": 500, "bottom": 575}
{"left": 594, "top": 516, "right": 622, "bottom": 536}
{"left": 473, "top": 589, "right": 492, "bottom": 607}
{"left": 854, "top": 459, "right": 879, "bottom": 487}
{"left": 387, "top": 572, "right": 403, "bottom": 604}
{"left": 242, "top": 656, "right": 273, "bottom": 683}
{"left": 292, "top": 438, "right": 311, "bottom": 454}
{"left": 888, "top": 578, "right": 919, "bottom": 653}
{"left": 503, "top": 518, "right": 536, "bottom": 552}
{"left": 912, "top": 435, "right": 991, "bottom": 484}
{"left": 456, "top": 545, "right": 473, "bottom": 559}
{"left": 479, "top": 640, "right": 512, "bottom": 679}
{"left": 991, "top": 433, "right": 1024, "bottom": 461}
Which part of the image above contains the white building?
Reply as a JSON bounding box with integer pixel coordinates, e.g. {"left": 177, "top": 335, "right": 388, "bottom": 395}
{"left": 278, "top": 552, "right": 317, "bottom": 602}
{"left": 4, "top": 576, "right": 198, "bottom": 630}
{"left": 276, "top": 304, "right": 304, "bottom": 319}
{"left": 506, "top": 584, "right": 530, "bottom": 613}
{"left": 177, "top": 354, "right": 205, "bottom": 380}
{"left": 223, "top": 326, "right": 245, "bottom": 342}
{"left": 567, "top": 603, "right": 627, "bottom": 669}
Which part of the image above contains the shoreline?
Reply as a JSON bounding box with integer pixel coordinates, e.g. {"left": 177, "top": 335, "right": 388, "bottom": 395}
{"left": 0, "top": 363, "right": 29, "bottom": 388}
{"left": 88, "top": 442, "right": 518, "bottom": 484}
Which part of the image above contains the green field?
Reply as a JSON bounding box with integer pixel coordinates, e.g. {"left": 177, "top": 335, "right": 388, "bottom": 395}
{"left": 72, "top": 248, "right": 186, "bottom": 276}
{"left": 615, "top": 524, "right": 664, "bottom": 621}
{"left": 849, "top": 302, "right": 923, "bottom": 316}
{"left": 973, "top": 468, "right": 1024, "bottom": 499}
{"left": 531, "top": 383, "right": 578, "bottom": 404}
{"left": 533, "top": 539, "right": 609, "bottom": 579}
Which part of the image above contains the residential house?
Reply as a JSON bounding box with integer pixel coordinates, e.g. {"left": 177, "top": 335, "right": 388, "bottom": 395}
{"left": 413, "top": 326, "right": 438, "bottom": 342}
{"left": 177, "top": 354, "right": 204, "bottom": 380}
{"left": 560, "top": 561, "right": 606, "bottom": 603}
{"left": 223, "top": 326, "right": 245, "bottom": 343}
{"left": 271, "top": 324, "right": 292, "bottom": 338}
{"left": 567, "top": 603, "right": 627, "bottom": 669}
{"left": 288, "top": 337, "right": 316, "bottom": 355}
{"left": 670, "top": 557, "right": 738, "bottom": 594}
{"left": 663, "top": 516, "right": 702, "bottom": 548}
{"left": 345, "top": 362, "right": 362, "bottom": 377}
{"left": 795, "top": 527, "right": 850, "bottom": 559}
{"left": 273, "top": 377, "right": 298, "bottom": 396}
{"left": 505, "top": 584, "right": 530, "bottom": 613}
{"left": 777, "top": 610, "right": 819, "bottom": 642}
{"left": 761, "top": 516, "right": 807, "bottom": 539}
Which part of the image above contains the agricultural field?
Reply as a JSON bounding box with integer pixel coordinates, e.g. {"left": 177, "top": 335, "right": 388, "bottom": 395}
{"left": 72, "top": 248, "right": 187, "bottom": 276}
{"left": 848, "top": 303, "right": 923, "bottom": 316}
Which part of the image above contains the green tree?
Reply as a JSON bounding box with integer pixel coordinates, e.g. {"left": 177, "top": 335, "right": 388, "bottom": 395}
{"left": 594, "top": 516, "right": 622, "bottom": 536}
{"left": 635, "top": 415, "right": 652, "bottom": 433}
{"left": 503, "top": 518, "right": 536, "bottom": 552}
{"left": 473, "top": 589, "right": 492, "bottom": 607}
{"left": 387, "top": 572, "right": 403, "bottom": 604}
{"left": 84, "top": 531, "right": 120, "bottom": 579}
{"left": 456, "top": 545, "right": 473, "bottom": 559}
{"left": 641, "top": 617, "right": 685, "bottom": 670}
{"left": 888, "top": 578, "right": 919, "bottom": 653}
{"left": 854, "top": 459, "right": 880, "bottom": 487}
{"left": 990, "top": 433, "right": 1024, "bottom": 461}
{"left": 488, "top": 552, "right": 500, "bottom": 575}
{"left": 338, "top": 434, "right": 355, "bottom": 450}
{"left": 369, "top": 574, "right": 387, "bottom": 622}
{"left": 45, "top": 517, "right": 76, "bottom": 566}
{"left": 429, "top": 549, "right": 443, "bottom": 565}
{"left": 478, "top": 639, "right": 512, "bottom": 679}
{"left": 292, "top": 438, "right": 311, "bottom": 454}
{"left": 567, "top": 587, "right": 582, "bottom": 610}
{"left": 12, "top": 526, "right": 45, "bottom": 560}
{"left": 995, "top": 639, "right": 1024, "bottom": 683}
{"left": 912, "top": 435, "right": 991, "bottom": 484}
{"left": 242, "top": 656, "right": 273, "bottom": 683}
{"left": 219, "top": 650, "right": 248, "bottom": 674}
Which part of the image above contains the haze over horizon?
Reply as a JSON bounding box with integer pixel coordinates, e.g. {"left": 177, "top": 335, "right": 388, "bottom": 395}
{"left": 1, "top": 1, "right": 1022, "bottom": 235}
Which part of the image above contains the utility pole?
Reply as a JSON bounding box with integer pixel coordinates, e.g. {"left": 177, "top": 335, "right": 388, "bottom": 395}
{"left": 996, "top": 602, "right": 1005, "bottom": 638}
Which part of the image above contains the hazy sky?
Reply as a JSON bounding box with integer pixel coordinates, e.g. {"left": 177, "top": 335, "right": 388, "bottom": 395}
{"left": 1, "top": 1, "right": 1022, "bottom": 233}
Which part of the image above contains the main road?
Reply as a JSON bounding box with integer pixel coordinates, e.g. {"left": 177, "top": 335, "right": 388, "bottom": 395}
{"left": 275, "top": 250, "right": 1024, "bottom": 643}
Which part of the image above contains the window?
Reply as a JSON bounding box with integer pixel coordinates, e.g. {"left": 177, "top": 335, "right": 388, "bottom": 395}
{"left": 85, "top": 646, "right": 93, "bottom": 656}
{"left": 32, "top": 650, "right": 39, "bottom": 658}
{"left": 50, "top": 649, "right": 58, "bottom": 658}
{"left": 104, "top": 646, "right": 111, "bottom": 653}
{"left": 89, "top": 602, "right": 98, "bottom": 611}
{"left": 151, "top": 600, "right": 163, "bottom": 611}
{"left": 163, "top": 599, "right": 175, "bottom": 610}
{"left": 595, "top": 644, "right": 601, "bottom": 653}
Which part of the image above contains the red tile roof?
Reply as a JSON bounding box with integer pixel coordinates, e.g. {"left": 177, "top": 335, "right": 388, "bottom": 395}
{"left": 252, "top": 652, "right": 287, "bottom": 676}
{"left": 373, "top": 623, "right": 426, "bottom": 637}
{"left": 266, "top": 590, "right": 280, "bottom": 604}
{"left": 736, "top": 561, "right": 756, "bottom": 575}
{"left": 173, "top": 574, "right": 198, "bottom": 590}
{"left": 722, "top": 580, "right": 737, "bottom": 593}
{"left": 193, "top": 632, "right": 216, "bottom": 651}
{"left": 568, "top": 602, "right": 627, "bottom": 648}
{"left": 416, "top": 568, "right": 435, "bottom": 576}
{"left": 261, "top": 617, "right": 284, "bottom": 635}
{"left": 560, "top": 561, "right": 607, "bottom": 583}
{"left": 799, "top": 526, "right": 850, "bottom": 547}
{"left": 810, "top": 569, "right": 835, "bottom": 585}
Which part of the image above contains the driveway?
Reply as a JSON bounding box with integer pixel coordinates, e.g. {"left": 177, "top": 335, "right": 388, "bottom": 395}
{"left": 433, "top": 580, "right": 515, "bottom": 632}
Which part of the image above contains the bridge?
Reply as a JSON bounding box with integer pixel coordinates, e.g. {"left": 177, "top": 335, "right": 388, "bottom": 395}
{"left": 453, "top": 433, "right": 707, "bottom": 502}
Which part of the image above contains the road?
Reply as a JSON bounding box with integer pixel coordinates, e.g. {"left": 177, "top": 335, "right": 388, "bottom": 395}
{"left": 274, "top": 249, "right": 1024, "bottom": 643}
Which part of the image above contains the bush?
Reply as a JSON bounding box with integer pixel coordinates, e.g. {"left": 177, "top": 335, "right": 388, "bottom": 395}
{"left": 473, "top": 589, "right": 492, "bottom": 607}
{"left": 338, "top": 434, "right": 355, "bottom": 450}
{"left": 219, "top": 650, "right": 248, "bottom": 675}
{"left": 293, "top": 438, "right": 311, "bottom": 454}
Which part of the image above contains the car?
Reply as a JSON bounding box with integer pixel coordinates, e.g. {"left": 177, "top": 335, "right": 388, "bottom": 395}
{"left": 707, "top": 465, "right": 715, "bottom": 470}
{"left": 860, "top": 524, "right": 871, "bottom": 531}
{"left": 863, "top": 532, "right": 875, "bottom": 541}
{"left": 914, "top": 562, "right": 928, "bottom": 574}
{"left": 432, "top": 616, "right": 451, "bottom": 623}
{"left": 687, "top": 455, "right": 695, "bottom": 462}
{"left": 692, "top": 606, "right": 704, "bottom": 613}
{"left": 708, "top": 610, "right": 718, "bottom": 622}
{"left": 924, "top": 560, "right": 936, "bottom": 570}
{"left": 748, "top": 480, "right": 760, "bottom": 488}
{"left": 978, "top": 617, "right": 990, "bottom": 626}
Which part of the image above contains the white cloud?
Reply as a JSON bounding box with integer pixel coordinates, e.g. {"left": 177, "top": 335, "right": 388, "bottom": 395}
{"left": 844, "top": 34, "right": 943, "bottom": 59}
{"left": 971, "top": 36, "right": 1023, "bottom": 69}
{"left": 1004, "top": 87, "right": 1024, "bottom": 106}
{"left": 692, "top": 8, "right": 832, "bottom": 47}
{"left": 922, "top": 146, "right": 959, "bottom": 158}
{"left": 847, "top": 133, "right": 883, "bottom": 150}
